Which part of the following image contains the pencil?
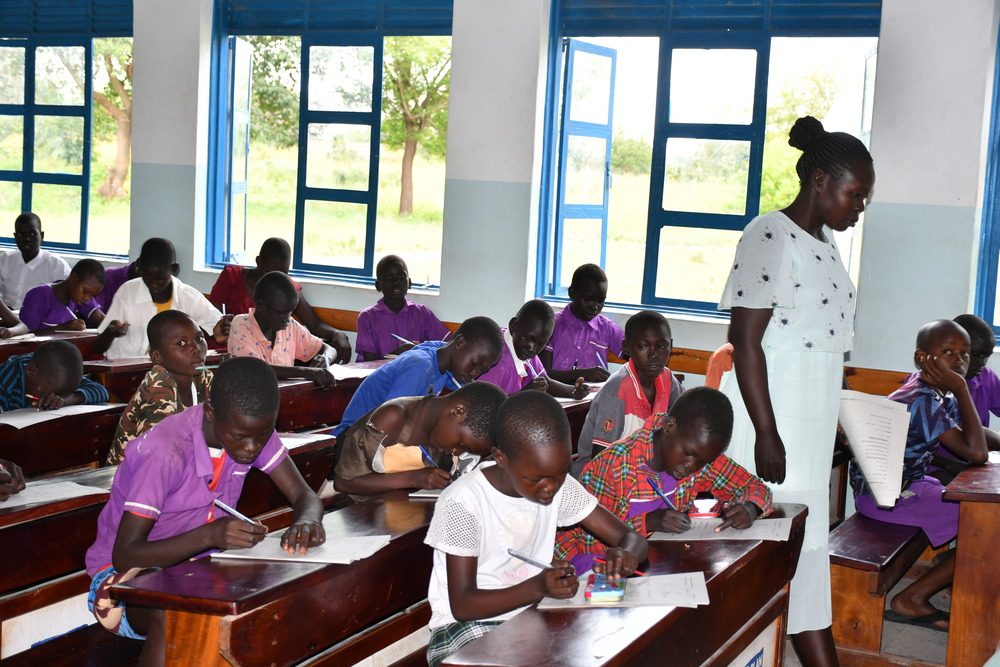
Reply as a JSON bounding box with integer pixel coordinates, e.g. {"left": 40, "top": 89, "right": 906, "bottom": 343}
{"left": 593, "top": 557, "right": 646, "bottom": 576}
{"left": 507, "top": 547, "right": 553, "bottom": 571}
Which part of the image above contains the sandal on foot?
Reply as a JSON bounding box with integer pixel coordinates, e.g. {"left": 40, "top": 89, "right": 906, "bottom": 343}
{"left": 884, "top": 608, "right": 949, "bottom": 632}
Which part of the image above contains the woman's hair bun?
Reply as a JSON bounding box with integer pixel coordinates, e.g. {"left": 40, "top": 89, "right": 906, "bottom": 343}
{"left": 787, "top": 116, "right": 826, "bottom": 152}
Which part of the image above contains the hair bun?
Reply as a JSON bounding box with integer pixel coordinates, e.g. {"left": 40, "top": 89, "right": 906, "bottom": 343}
{"left": 787, "top": 116, "right": 826, "bottom": 151}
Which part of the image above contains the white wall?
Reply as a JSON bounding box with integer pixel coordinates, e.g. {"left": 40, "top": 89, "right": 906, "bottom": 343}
{"left": 127, "top": 0, "right": 1000, "bottom": 372}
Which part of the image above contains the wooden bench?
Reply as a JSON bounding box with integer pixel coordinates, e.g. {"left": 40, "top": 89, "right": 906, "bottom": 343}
{"left": 829, "top": 513, "right": 931, "bottom": 665}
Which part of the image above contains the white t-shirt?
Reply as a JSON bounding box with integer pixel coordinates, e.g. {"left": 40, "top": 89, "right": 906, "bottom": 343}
{"left": 425, "top": 462, "right": 597, "bottom": 628}
{"left": 97, "top": 276, "right": 223, "bottom": 358}
{"left": 0, "top": 249, "right": 70, "bottom": 309}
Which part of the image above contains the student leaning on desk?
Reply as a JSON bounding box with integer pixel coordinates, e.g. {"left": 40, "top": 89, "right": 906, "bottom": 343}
{"left": 84, "top": 357, "right": 324, "bottom": 667}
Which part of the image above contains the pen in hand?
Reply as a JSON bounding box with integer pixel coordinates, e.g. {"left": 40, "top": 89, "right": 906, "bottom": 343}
{"left": 213, "top": 498, "right": 266, "bottom": 528}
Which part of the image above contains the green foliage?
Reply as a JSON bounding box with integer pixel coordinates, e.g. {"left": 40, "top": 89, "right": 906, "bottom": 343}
{"left": 611, "top": 133, "right": 651, "bottom": 174}
{"left": 246, "top": 36, "right": 300, "bottom": 148}
{"left": 381, "top": 36, "right": 450, "bottom": 158}
{"left": 91, "top": 38, "right": 132, "bottom": 144}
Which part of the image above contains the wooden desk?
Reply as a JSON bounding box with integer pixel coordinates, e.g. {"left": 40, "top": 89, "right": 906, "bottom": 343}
{"left": 0, "top": 332, "right": 99, "bottom": 364}
{"left": 943, "top": 461, "right": 1000, "bottom": 667}
{"left": 445, "top": 504, "right": 808, "bottom": 667}
{"left": 83, "top": 351, "right": 224, "bottom": 401}
{"left": 275, "top": 360, "right": 386, "bottom": 431}
{"left": 113, "top": 494, "right": 433, "bottom": 666}
{"left": 0, "top": 405, "right": 125, "bottom": 478}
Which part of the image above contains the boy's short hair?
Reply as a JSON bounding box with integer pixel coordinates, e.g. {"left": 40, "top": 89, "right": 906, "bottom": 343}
{"left": 253, "top": 271, "right": 298, "bottom": 305}
{"left": 258, "top": 237, "right": 291, "bottom": 263}
{"left": 515, "top": 299, "right": 554, "bottom": 326}
{"left": 668, "top": 387, "right": 733, "bottom": 449}
{"left": 953, "top": 314, "right": 994, "bottom": 345}
{"left": 71, "top": 258, "right": 106, "bottom": 284}
{"left": 916, "top": 319, "right": 968, "bottom": 351}
{"left": 210, "top": 357, "right": 279, "bottom": 420}
{"left": 570, "top": 263, "right": 607, "bottom": 290}
{"left": 147, "top": 310, "right": 198, "bottom": 351}
{"left": 494, "top": 392, "right": 570, "bottom": 460}
{"left": 137, "top": 238, "right": 177, "bottom": 269}
{"left": 15, "top": 212, "right": 41, "bottom": 228}
{"left": 625, "top": 310, "right": 670, "bottom": 341}
{"left": 32, "top": 340, "right": 83, "bottom": 391}
{"left": 455, "top": 316, "right": 503, "bottom": 355}
{"left": 447, "top": 381, "right": 506, "bottom": 441}
{"left": 376, "top": 254, "right": 407, "bottom": 276}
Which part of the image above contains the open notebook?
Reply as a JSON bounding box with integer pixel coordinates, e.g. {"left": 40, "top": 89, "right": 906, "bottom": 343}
{"left": 212, "top": 533, "right": 391, "bottom": 565}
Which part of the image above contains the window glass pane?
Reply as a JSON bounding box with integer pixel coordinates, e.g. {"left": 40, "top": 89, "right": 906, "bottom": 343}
{"left": 0, "top": 116, "right": 23, "bottom": 170}
{"left": 308, "top": 45, "right": 374, "bottom": 112}
{"left": 301, "top": 200, "right": 367, "bottom": 268}
{"left": 0, "top": 47, "right": 25, "bottom": 104}
{"left": 31, "top": 184, "right": 81, "bottom": 244}
{"left": 559, "top": 218, "right": 604, "bottom": 288}
{"left": 240, "top": 37, "right": 300, "bottom": 265}
{"left": 88, "top": 38, "right": 133, "bottom": 255}
{"left": 669, "top": 49, "right": 756, "bottom": 125}
{"left": 564, "top": 135, "right": 607, "bottom": 206}
{"left": 306, "top": 123, "right": 371, "bottom": 190}
{"left": 569, "top": 50, "right": 612, "bottom": 125}
{"left": 33, "top": 115, "right": 84, "bottom": 174}
{"left": 662, "top": 138, "right": 749, "bottom": 215}
{"left": 374, "top": 36, "right": 450, "bottom": 286}
{"left": 655, "top": 227, "right": 741, "bottom": 302}
{"left": 0, "top": 181, "right": 20, "bottom": 213}
{"left": 35, "top": 46, "right": 85, "bottom": 106}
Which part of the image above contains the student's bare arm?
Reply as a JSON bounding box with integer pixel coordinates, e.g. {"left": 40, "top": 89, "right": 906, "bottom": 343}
{"left": 267, "top": 457, "right": 326, "bottom": 553}
{"left": 0, "top": 460, "right": 25, "bottom": 500}
{"left": 729, "top": 307, "right": 786, "bottom": 483}
{"left": 446, "top": 554, "right": 577, "bottom": 622}
{"left": 579, "top": 504, "right": 648, "bottom": 580}
{"left": 112, "top": 511, "right": 266, "bottom": 571}
{"left": 294, "top": 295, "right": 352, "bottom": 363}
{"left": 539, "top": 349, "right": 607, "bottom": 383}
{"left": 334, "top": 468, "right": 450, "bottom": 496}
{"left": 922, "top": 355, "right": 988, "bottom": 464}
{"left": 269, "top": 364, "right": 335, "bottom": 388}
{"left": 93, "top": 320, "right": 129, "bottom": 354}
{"left": 986, "top": 428, "right": 1000, "bottom": 451}
{"left": 545, "top": 376, "right": 589, "bottom": 399}
{"left": 87, "top": 308, "right": 106, "bottom": 328}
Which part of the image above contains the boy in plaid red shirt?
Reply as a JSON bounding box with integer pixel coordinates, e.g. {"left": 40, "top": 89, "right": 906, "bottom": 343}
{"left": 556, "top": 387, "right": 771, "bottom": 573}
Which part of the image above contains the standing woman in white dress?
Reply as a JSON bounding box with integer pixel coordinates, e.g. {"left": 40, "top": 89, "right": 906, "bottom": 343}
{"left": 719, "top": 116, "right": 874, "bottom": 667}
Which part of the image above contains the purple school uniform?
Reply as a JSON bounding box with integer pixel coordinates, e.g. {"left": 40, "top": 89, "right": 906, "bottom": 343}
{"left": 19, "top": 283, "right": 102, "bottom": 331}
{"left": 476, "top": 327, "right": 546, "bottom": 394}
{"left": 85, "top": 404, "right": 287, "bottom": 576}
{"left": 94, "top": 262, "right": 135, "bottom": 312}
{"left": 355, "top": 298, "right": 449, "bottom": 361}
{"left": 968, "top": 367, "right": 1000, "bottom": 426}
{"left": 544, "top": 306, "right": 624, "bottom": 371}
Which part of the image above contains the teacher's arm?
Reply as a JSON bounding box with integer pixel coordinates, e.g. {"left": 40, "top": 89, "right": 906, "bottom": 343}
{"left": 729, "top": 307, "right": 786, "bottom": 483}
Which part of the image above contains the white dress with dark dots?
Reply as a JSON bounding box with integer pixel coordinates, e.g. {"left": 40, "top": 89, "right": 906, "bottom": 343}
{"left": 718, "top": 210, "right": 855, "bottom": 634}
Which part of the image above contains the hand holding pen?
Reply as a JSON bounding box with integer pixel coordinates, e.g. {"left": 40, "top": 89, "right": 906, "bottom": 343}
{"left": 508, "top": 548, "right": 578, "bottom": 599}
{"left": 412, "top": 446, "right": 451, "bottom": 489}
{"left": 645, "top": 475, "right": 691, "bottom": 533}
{"left": 211, "top": 498, "right": 268, "bottom": 549}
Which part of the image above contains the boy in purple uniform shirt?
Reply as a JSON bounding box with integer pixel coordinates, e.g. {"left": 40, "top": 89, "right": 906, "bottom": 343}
{"left": 85, "top": 357, "right": 325, "bottom": 664}
{"left": 94, "top": 260, "right": 140, "bottom": 313}
{"left": 478, "top": 299, "right": 588, "bottom": 399}
{"left": 356, "top": 255, "right": 449, "bottom": 361}
{"left": 20, "top": 258, "right": 106, "bottom": 332}
{"left": 540, "top": 264, "right": 624, "bottom": 384}
{"left": 953, "top": 314, "right": 1000, "bottom": 449}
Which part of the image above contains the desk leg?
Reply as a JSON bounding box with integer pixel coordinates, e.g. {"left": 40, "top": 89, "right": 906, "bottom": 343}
{"left": 948, "top": 501, "right": 1000, "bottom": 667}
{"left": 165, "top": 609, "right": 228, "bottom": 666}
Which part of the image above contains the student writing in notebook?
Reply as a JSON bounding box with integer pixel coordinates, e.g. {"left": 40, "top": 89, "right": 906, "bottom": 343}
{"left": 106, "top": 311, "right": 214, "bottom": 465}
{"left": 227, "top": 271, "right": 338, "bottom": 387}
{"left": 540, "top": 263, "right": 624, "bottom": 383}
{"left": 0, "top": 212, "right": 70, "bottom": 309}
{"left": 477, "top": 299, "right": 589, "bottom": 399}
{"left": 850, "top": 319, "right": 987, "bottom": 631}
{"left": 208, "top": 237, "right": 353, "bottom": 362}
{"left": 19, "top": 258, "right": 107, "bottom": 333}
{"left": 332, "top": 381, "right": 505, "bottom": 500}
{"left": 424, "top": 392, "right": 647, "bottom": 667}
{"left": 0, "top": 459, "right": 25, "bottom": 501}
{"left": 574, "top": 310, "right": 684, "bottom": 476}
{"left": 332, "top": 316, "right": 503, "bottom": 437}
{"left": 95, "top": 238, "right": 229, "bottom": 359}
{"left": 557, "top": 388, "right": 771, "bottom": 574}
{"left": 0, "top": 339, "right": 109, "bottom": 411}
{"left": 85, "top": 357, "right": 325, "bottom": 665}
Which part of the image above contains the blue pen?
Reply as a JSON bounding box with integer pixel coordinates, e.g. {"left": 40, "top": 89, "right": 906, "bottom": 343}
{"left": 419, "top": 445, "right": 440, "bottom": 469}
{"left": 647, "top": 477, "right": 677, "bottom": 510}
{"left": 449, "top": 375, "right": 462, "bottom": 391}
{"left": 595, "top": 351, "right": 608, "bottom": 369}
{"left": 391, "top": 333, "right": 416, "bottom": 346}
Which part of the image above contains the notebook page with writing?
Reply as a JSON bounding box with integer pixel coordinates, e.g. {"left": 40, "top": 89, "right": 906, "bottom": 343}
{"left": 536, "top": 572, "right": 708, "bottom": 609}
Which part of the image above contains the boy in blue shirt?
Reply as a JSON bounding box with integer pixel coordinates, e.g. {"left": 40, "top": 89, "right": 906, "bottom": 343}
{"left": 331, "top": 316, "right": 503, "bottom": 438}
{"left": 0, "top": 340, "right": 109, "bottom": 411}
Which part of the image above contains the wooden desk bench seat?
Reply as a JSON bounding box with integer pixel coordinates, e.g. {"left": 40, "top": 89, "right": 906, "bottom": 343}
{"left": 829, "top": 513, "right": 930, "bottom": 665}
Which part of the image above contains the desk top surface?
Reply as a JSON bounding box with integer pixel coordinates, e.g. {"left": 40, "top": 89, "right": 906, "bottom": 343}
{"left": 944, "top": 460, "right": 1000, "bottom": 503}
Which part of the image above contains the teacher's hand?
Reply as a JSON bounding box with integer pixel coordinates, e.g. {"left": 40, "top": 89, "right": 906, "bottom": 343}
{"left": 754, "top": 429, "right": 786, "bottom": 483}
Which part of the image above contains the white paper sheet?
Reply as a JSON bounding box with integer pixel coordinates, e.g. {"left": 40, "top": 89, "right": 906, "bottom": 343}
{"left": 279, "top": 432, "right": 334, "bottom": 449}
{"left": 0, "top": 403, "right": 123, "bottom": 429}
{"left": 0, "top": 481, "right": 107, "bottom": 510}
{"left": 211, "top": 534, "right": 391, "bottom": 564}
{"left": 326, "top": 365, "right": 379, "bottom": 381}
{"left": 536, "top": 572, "right": 709, "bottom": 609}
{"left": 649, "top": 517, "right": 792, "bottom": 542}
{"left": 409, "top": 488, "right": 443, "bottom": 499}
{"left": 839, "top": 389, "right": 909, "bottom": 507}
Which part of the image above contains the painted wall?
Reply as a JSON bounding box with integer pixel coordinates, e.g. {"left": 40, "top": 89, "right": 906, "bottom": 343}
{"left": 127, "top": 0, "right": 1000, "bottom": 371}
